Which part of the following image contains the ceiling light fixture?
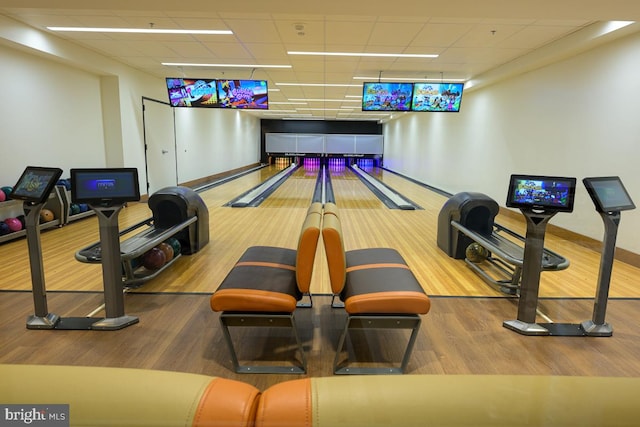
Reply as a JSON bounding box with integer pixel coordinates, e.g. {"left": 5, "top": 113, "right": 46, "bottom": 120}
{"left": 276, "top": 83, "right": 360, "bottom": 87}
{"left": 288, "top": 51, "right": 438, "bottom": 58}
{"left": 297, "top": 108, "right": 354, "bottom": 111}
{"left": 353, "top": 76, "right": 466, "bottom": 82}
{"left": 162, "top": 62, "right": 291, "bottom": 68}
{"left": 47, "top": 26, "right": 233, "bottom": 35}
{"left": 288, "top": 98, "right": 361, "bottom": 102}
{"left": 269, "top": 101, "right": 308, "bottom": 105}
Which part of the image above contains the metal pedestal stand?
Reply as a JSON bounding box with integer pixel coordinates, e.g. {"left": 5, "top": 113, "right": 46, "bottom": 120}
{"left": 88, "top": 205, "right": 139, "bottom": 330}
{"left": 503, "top": 209, "right": 563, "bottom": 335}
{"left": 26, "top": 203, "right": 138, "bottom": 330}
{"left": 25, "top": 202, "right": 60, "bottom": 329}
{"left": 579, "top": 211, "right": 620, "bottom": 337}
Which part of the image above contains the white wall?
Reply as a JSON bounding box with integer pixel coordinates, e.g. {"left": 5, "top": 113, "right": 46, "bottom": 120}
{"left": 0, "top": 44, "right": 106, "bottom": 185}
{"left": 175, "top": 108, "right": 260, "bottom": 184}
{"left": 0, "top": 15, "right": 260, "bottom": 195}
{"left": 384, "top": 31, "right": 640, "bottom": 254}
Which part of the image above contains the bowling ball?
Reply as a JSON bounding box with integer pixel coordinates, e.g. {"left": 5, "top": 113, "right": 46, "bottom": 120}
{"left": 1, "top": 186, "right": 12, "bottom": 198}
{"left": 16, "top": 215, "right": 26, "bottom": 229}
{"left": 40, "top": 209, "right": 55, "bottom": 223}
{"left": 0, "top": 189, "right": 5, "bottom": 202}
{"left": 0, "top": 222, "right": 9, "bottom": 235}
{"left": 70, "top": 204, "right": 81, "bottom": 215}
{"left": 142, "top": 247, "right": 166, "bottom": 270}
{"left": 4, "top": 217, "right": 22, "bottom": 232}
{"left": 57, "top": 179, "right": 71, "bottom": 191}
{"left": 78, "top": 203, "right": 89, "bottom": 213}
{"left": 166, "top": 237, "right": 182, "bottom": 257}
{"left": 157, "top": 242, "right": 174, "bottom": 263}
{"left": 465, "top": 243, "right": 488, "bottom": 263}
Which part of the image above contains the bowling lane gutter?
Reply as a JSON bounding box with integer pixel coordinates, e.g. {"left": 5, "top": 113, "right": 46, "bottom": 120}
{"left": 224, "top": 163, "right": 300, "bottom": 207}
{"left": 350, "top": 165, "right": 422, "bottom": 210}
{"left": 312, "top": 166, "right": 335, "bottom": 204}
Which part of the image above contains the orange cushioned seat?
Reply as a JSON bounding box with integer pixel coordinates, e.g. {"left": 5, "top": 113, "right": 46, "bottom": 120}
{"left": 322, "top": 202, "right": 431, "bottom": 374}
{"left": 210, "top": 246, "right": 300, "bottom": 313}
{"left": 210, "top": 202, "right": 322, "bottom": 374}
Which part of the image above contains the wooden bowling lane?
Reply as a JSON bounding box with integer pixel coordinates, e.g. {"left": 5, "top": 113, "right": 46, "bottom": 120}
{"left": 1, "top": 160, "right": 639, "bottom": 300}
{"left": 362, "top": 166, "right": 640, "bottom": 299}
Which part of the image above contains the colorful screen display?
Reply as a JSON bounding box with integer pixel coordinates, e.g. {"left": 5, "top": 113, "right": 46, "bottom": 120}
{"left": 11, "top": 166, "right": 63, "bottom": 204}
{"left": 71, "top": 168, "right": 140, "bottom": 206}
{"left": 411, "top": 83, "right": 464, "bottom": 112}
{"left": 217, "top": 79, "right": 269, "bottom": 109}
{"left": 506, "top": 175, "right": 576, "bottom": 212}
{"left": 166, "top": 78, "right": 218, "bottom": 107}
{"left": 362, "top": 82, "right": 413, "bottom": 111}
{"left": 583, "top": 176, "right": 636, "bottom": 212}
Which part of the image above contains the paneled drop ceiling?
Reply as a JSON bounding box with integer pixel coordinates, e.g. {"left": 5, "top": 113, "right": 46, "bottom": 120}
{"left": 1, "top": 1, "right": 639, "bottom": 121}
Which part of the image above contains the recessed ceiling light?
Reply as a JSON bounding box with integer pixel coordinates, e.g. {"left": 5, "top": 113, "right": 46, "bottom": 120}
{"left": 47, "top": 27, "right": 233, "bottom": 35}
{"left": 288, "top": 51, "right": 438, "bottom": 58}
{"left": 276, "top": 83, "right": 360, "bottom": 87}
{"left": 297, "top": 108, "right": 354, "bottom": 111}
{"left": 353, "top": 76, "right": 466, "bottom": 82}
{"left": 288, "top": 98, "right": 361, "bottom": 102}
{"left": 269, "top": 101, "right": 308, "bottom": 105}
{"left": 162, "top": 62, "right": 291, "bottom": 68}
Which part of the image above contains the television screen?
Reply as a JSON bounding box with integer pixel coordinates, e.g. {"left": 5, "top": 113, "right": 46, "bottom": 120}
{"left": 166, "top": 78, "right": 218, "bottom": 107}
{"left": 583, "top": 176, "right": 635, "bottom": 213}
{"left": 10, "top": 166, "right": 63, "bottom": 204}
{"left": 362, "top": 82, "right": 413, "bottom": 111}
{"left": 217, "top": 79, "right": 269, "bottom": 109}
{"left": 411, "top": 82, "right": 464, "bottom": 112}
{"left": 71, "top": 168, "right": 140, "bottom": 207}
{"left": 506, "top": 174, "right": 576, "bottom": 212}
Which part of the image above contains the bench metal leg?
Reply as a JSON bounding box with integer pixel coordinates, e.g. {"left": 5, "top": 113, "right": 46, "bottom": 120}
{"left": 330, "top": 294, "right": 345, "bottom": 308}
{"left": 219, "top": 312, "right": 307, "bottom": 374}
{"left": 333, "top": 314, "right": 422, "bottom": 375}
{"left": 296, "top": 292, "right": 313, "bottom": 308}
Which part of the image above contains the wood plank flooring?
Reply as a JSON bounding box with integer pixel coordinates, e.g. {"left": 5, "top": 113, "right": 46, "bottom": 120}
{"left": 1, "top": 163, "right": 638, "bottom": 297}
{"left": 1, "top": 292, "right": 639, "bottom": 391}
{"left": 1, "top": 162, "right": 639, "bottom": 386}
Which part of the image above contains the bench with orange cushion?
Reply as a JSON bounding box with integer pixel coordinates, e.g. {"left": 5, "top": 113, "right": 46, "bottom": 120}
{"left": 256, "top": 375, "right": 640, "bottom": 427}
{"left": 210, "top": 203, "right": 322, "bottom": 374}
{"left": 5, "top": 364, "right": 640, "bottom": 427}
{"left": 0, "top": 364, "right": 260, "bottom": 427}
{"left": 321, "top": 202, "right": 431, "bottom": 374}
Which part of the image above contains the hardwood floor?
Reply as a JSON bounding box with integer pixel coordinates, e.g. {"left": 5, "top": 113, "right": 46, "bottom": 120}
{"left": 1, "top": 163, "right": 638, "bottom": 297}
{"left": 1, "top": 292, "right": 639, "bottom": 390}
{"left": 1, "top": 162, "right": 639, "bottom": 385}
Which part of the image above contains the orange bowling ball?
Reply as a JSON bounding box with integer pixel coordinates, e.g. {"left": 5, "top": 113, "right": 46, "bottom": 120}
{"left": 39, "top": 209, "right": 55, "bottom": 223}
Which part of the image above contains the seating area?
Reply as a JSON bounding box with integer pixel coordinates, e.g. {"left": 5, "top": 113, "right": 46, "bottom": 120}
{"left": 3, "top": 364, "right": 640, "bottom": 427}
{"left": 210, "top": 202, "right": 431, "bottom": 375}
{"left": 210, "top": 202, "right": 323, "bottom": 373}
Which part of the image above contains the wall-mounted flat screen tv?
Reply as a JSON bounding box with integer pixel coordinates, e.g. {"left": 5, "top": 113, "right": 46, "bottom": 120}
{"left": 362, "top": 82, "right": 413, "bottom": 111}
{"left": 506, "top": 174, "right": 576, "bottom": 212}
{"left": 10, "top": 166, "right": 63, "bottom": 205}
{"left": 71, "top": 168, "right": 140, "bottom": 207}
{"left": 166, "top": 78, "right": 218, "bottom": 107}
{"left": 583, "top": 176, "right": 635, "bottom": 213}
{"left": 411, "top": 82, "right": 464, "bottom": 112}
{"left": 217, "top": 79, "right": 269, "bottom": 109}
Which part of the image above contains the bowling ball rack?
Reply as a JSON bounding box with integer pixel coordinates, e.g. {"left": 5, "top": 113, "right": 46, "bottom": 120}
{"left": 75, "top": 216, "right": 196, "bottom": 287}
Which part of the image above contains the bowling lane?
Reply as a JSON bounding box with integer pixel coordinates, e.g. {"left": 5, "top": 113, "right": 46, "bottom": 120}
{"left": 327, "top": 160, "right": 387, "bottom": 210}
{"left": 258, "top": 160, "right": 320, "bottom": 209}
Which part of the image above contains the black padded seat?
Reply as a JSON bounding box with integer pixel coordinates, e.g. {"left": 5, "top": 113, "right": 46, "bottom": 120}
{"left": 321, "top": 203, "right": 431, "bottom": 374}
